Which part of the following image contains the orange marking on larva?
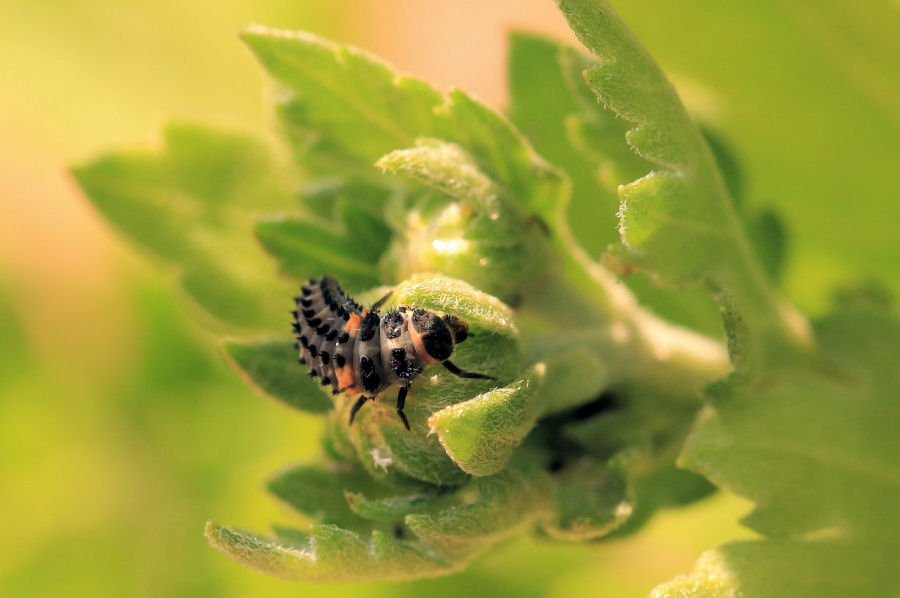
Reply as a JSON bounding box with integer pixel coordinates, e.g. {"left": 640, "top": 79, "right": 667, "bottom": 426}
{"left": 343, "top": 386, "right": 360, "bottom": 398}
{"left": 344, "top": 313, "right": 361, "bottom": 333}
{"left": 337, "top": 366, "right": 356, "bottom": 394}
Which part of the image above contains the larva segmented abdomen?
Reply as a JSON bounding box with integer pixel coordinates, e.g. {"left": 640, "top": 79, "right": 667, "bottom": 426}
{"left": 293, "top": 277, "right": 427, "bottom": 399}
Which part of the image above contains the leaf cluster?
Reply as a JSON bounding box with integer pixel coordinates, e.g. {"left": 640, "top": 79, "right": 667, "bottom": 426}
{"left": 74, "top": 0, "right": 899, "bottom": 594}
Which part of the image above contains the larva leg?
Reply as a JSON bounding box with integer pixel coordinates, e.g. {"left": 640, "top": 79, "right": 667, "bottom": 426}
{"left": 349, "top": 395, "right": 369, "bottom": 426}
{"left": 396, "top": 386, "right": 411, "bottom": 431}
{"left": 442, "top": 360, "right": 496, "bottom": 380}
{"left": 371, "top": 290, "right": 393, "bottom": 311}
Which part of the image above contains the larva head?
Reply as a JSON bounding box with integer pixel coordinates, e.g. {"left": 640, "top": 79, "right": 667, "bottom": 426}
{"left": 442, "top": 314, "right": 469, "bottom": 344}
{"left": 411, "top": 308, "right": 467, "bottom": 362}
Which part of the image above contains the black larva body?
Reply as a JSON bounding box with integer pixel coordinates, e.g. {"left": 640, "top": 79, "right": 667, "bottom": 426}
{"left": 291, "top": 276, "right": 493, "bottom": 430}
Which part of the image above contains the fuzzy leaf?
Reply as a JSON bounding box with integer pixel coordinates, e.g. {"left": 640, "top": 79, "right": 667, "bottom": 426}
{"left": 344, "top": 489, "right": 448, "bottom": 522}
{"left": 72, "top": 123, "right": 296, "bottom": 331}
{"left": 377, "top": 140, "right": 550, "bottom": 301}
{"left": 377, "top": 139, "right": 523, "bottom": 245}
{"left": 509, "top": 32, "right": 647, "bottom": 228}
{"left": 658, "top": 294, "right": 900, "bottom": 596}
{"left": 240, "top": 26, "right": 564, "bottom": 216}
{"left": 266, "top": 462, "right": 378, "bottom": 531}
{"left": 404, "top": 465, "right": 552, "bottom": 561}
{"left": 539, "top": 457, "right": 631, "bottom": 540}
{"left": 651, "top": 539, "right": 899, "bottom": 598}
{"left": 207, "top": 463, "right": 553, "bottom": 581}
{"left": 222, "top": 338, "right": 331, "bottom": 413}
{"left": 428, "top": 364, "right": 545, "bottom": 476}
{"left": 254, "top": 215, "right": 383, "bottom": 291}
{"left": 206, "top": 523, "right": 449, "bottom": 582}
{"left": 511, "top": 33, "right": 730, "bottom": 337}
{"left": 537, "top": 347, "right": 609, "bottom": 415}
{"left": 683, "top": 300, "right": 900, "bottom": 538}
{"left": 556, "top": 0, "right": 810, "bottom": 369}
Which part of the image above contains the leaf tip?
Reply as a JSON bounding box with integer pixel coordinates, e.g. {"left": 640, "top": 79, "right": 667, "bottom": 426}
{"left": 204, "top": 520, "right": 229, "bottom": 547}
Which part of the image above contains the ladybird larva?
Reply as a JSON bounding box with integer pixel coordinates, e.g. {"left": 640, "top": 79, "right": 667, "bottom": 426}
{"left": 292, "top": 276, "right": 495, "bottom": 430}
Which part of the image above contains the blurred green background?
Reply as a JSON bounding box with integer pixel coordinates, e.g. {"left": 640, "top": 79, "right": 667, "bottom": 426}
{"left": 1, "top": 1, "right": 897, "bottom": 596}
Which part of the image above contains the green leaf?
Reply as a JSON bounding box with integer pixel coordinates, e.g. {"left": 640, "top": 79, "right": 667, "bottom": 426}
{"left": 240, "top": 26, "right": 564, "bottom": 216}
{"left": 537, "top": 347, "right": 609, "bottom": 415}
{"left": 404, "top": 465, "right": 552, "bottom": 561}
{"left": 376, "top": 140, "right": 551, "bottom": 302}
{"left": 266, "top": 462, "right": 377, "bottom": 531}
{"left": 206, "top": 522, "right": 449, "bottom": 582}
{"left": 651, "top": 539, "right": 899, "bottom": 598}
{"left": 555, "top": 0, "right": 811, "bottom": 370}
{"left": 254, "top": 215, "right": 383, "bottom": 291}
{"left": 344, "top": 489, "right": 448, "bottom": 522}
{"left": 507, "top": 31, "right": 615, "bottom": 252}
{"left": 684, "top": 301, "right": 900, "bottom": 538}
{"left": 539, "top": 457, "right": 631, "bottom": 540}
{"left": 207, "top": 463, "right": 553, "bottom": 581}
{"left": 701, "top": 127, "right": 788, "bottom": 284}
{"left": 72, "top": 123, "right": 296, "bottom": 331}
{"left": 743, "top": 209, "right": 787, "bottom": 283}
{"left": 377, "top": 139, "right": 523, "bottom": 245}
{"left": 661, "top": 294, "right": 900, "bottom": 596}
{"left": 298, "top": 175, "right": 394, "bottom": 233}
{"left": 240, "top": 27, "right": 441, "bottom": 168}
{"left": 222, "top": 337, "right": 331, "bottom": 413}
{"left": 607, "top": 464, "right": 715, "bottom": 539}
{"left": 428, "top": 364, "right": 545, "bottom": 476}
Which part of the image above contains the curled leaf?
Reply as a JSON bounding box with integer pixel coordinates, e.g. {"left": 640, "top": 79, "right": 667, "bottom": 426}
{"left": 428, "top": 364, "right": 545, "bottom": 476}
